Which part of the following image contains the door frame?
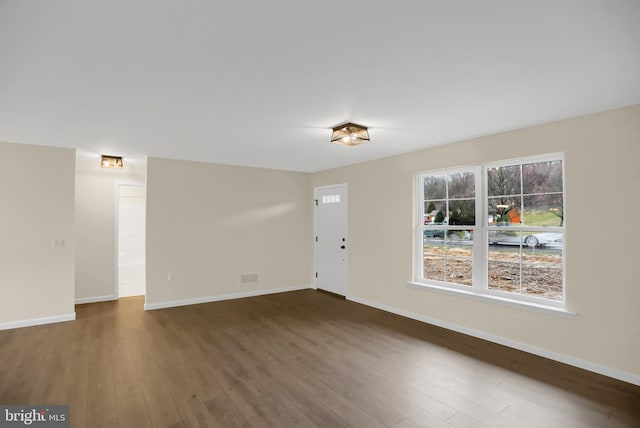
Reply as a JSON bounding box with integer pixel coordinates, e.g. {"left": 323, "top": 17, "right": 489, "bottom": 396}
{"left": 313, "top": 183, "right": 349, "bottom": 294}
{"left": 114, "top": 182, "right": 146, "bottom": 299}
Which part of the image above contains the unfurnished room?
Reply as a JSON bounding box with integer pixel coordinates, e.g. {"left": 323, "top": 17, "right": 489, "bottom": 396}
{"left": 1, "top": 1, "right": 639, "bottom": 427}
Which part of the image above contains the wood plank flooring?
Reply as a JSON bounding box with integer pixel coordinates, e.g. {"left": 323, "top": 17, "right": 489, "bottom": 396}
{"left": 1, "top": 289, "right": 639, "bottom": 427}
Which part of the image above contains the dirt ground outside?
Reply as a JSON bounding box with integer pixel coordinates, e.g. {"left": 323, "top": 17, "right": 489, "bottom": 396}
{"left": 423, "top": 245, "right": 562, "bottom": 300}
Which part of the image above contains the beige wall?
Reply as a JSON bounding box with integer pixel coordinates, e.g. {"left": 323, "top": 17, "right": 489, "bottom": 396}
{"left": 145, "top": 158, "right": 312, "bottom": 305}
{"left": 310, "top": 105, "right": 640, "bottom": 380}
{"left": 0, "top": 142, "right": 76, "bottom": 326}
{"left": 74, "top": 159, "right": 146, "bottom": 301}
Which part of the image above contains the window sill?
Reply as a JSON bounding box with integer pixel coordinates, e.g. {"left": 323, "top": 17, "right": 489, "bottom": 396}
{"left": 406, "top": 282, "right": 576, "bottom": 319}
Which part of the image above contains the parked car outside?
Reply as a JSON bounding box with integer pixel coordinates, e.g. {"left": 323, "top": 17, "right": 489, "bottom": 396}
{"left": 424, "top": 229, "right": 445, "bottom": 239}
{"left": 423, "top": 230, "right": 471, "bottom": 245}
{"left": 488, "top": 231, "right": 562, "bottom": 248}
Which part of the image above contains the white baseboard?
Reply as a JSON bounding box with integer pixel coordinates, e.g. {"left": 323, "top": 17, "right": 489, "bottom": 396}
{"left": 346, "top": 295, "right": 640, "bottom": 387}
{"left": 0, "top": 312, "right": 76, "bottom": 331}
{"left": 75, "top": 295, "right": 117, "bottom": 305}
{"left": 144, "top": 284, "right": 312, "bottom": 311}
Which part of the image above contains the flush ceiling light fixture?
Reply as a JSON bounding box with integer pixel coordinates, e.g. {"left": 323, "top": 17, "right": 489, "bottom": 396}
{"left": 100, "top": 155, "right": 123, "bottom": 168}
{"left": 331, "top": 122, "right": 370, "bottom": 147}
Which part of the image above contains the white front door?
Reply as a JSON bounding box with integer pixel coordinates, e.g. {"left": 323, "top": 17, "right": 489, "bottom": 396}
{"left": 314, "top": 184, "right": 348, "bottom": 296}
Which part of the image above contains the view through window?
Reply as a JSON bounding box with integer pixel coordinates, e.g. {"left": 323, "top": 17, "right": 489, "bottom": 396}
{"left": 417, "top": 154, "right": 564, "bottom": 305}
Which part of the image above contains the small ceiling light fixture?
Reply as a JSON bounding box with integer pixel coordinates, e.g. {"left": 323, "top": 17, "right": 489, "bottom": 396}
{"left": 331, "top": 122, "right": 370, "bottom": 147}
{"left": 100, "top": 155, "right": 124, "bottom": 169}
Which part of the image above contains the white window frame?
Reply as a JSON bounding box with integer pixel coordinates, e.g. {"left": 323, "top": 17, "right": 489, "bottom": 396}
{"left": 413, "top": 153, "right": 567, "bottom": 310}
{"left": 414, "top": 165, "right": 482, "bottom": 293}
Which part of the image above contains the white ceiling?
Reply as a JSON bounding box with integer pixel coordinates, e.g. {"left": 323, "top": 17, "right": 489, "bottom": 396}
{"left": 1, "top": 1, "right": 639, "bottom": 172}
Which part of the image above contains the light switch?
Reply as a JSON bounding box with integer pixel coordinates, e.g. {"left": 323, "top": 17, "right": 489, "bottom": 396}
{"left": 52, "top": 238, "right": 65, "bottom": 248}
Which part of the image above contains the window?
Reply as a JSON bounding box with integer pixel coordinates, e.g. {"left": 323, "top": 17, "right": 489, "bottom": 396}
{"left": 416, "top": 154, "right": 565, "bottom": 306}
{"left": 322, "top": 194, "right": 341, "bottom": 204}
{"left": 421, "top": 168, "right": 480, "bottom": 287}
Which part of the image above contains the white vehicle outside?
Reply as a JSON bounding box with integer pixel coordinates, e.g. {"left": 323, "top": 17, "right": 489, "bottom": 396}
{"left": 488, "top": 231, "right": 562, "bottom": 248}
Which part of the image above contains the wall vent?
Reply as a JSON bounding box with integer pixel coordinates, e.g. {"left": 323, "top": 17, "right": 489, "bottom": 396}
{"left": 240, "top": 273, "right": 259, "bottom": 284}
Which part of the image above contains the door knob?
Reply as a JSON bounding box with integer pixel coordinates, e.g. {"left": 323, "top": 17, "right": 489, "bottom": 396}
{"left": 340, "top": 245, "right": 346, "bottom": 249}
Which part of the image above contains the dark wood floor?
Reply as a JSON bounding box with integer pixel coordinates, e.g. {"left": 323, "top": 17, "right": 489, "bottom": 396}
{"left": 1, "top": 290, "right": 638, "bottom": 428}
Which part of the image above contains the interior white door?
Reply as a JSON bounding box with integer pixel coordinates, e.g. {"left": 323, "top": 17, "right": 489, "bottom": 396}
{"left": 315, "top": 184, "right": 348, "bottom": 296}
{"left": 117, "top": 184, "right": 146, "bottom": 298}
